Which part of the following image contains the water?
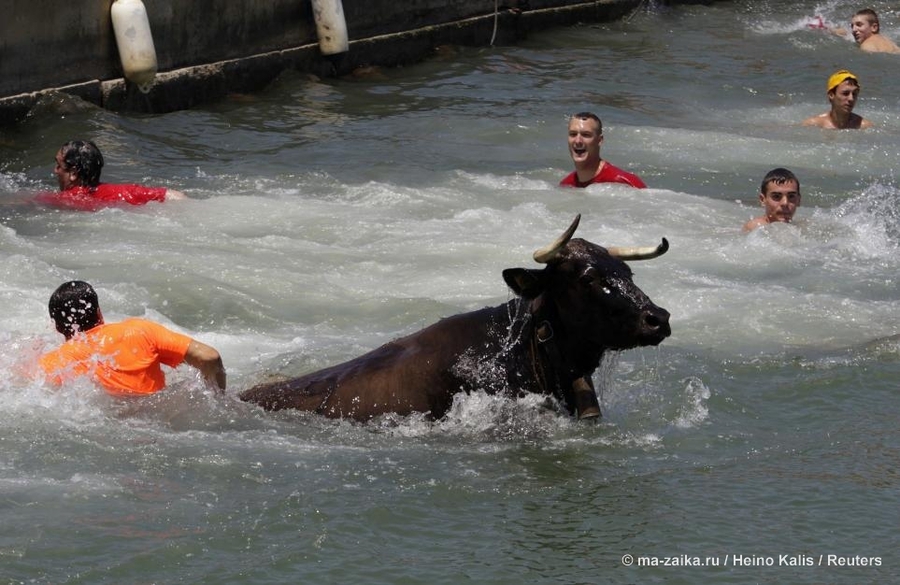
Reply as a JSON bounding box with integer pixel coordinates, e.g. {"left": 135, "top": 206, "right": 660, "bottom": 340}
{"left": 2, "top": 1, "right": 900, "bottom": 583}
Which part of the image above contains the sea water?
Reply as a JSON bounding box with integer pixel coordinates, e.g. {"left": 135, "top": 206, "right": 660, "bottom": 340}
{"left": 1, "top": 1, "right": 900, "bottom": 583}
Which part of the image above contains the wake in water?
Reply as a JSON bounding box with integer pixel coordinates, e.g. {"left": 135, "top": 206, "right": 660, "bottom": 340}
{"left": 747, "top": 1, "right": 849, "bottom": 35}
{"left": 828, "top": 182, "right": 900, "bottom": 247}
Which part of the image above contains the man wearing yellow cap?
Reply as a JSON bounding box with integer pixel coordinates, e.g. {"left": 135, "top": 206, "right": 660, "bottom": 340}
{"left": 802, "top": 70, "right": 872, "bottom": 130}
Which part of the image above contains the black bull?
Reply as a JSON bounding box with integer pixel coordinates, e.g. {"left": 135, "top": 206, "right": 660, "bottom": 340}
{"left": 240, "top": 215, "right": 671, "bottom": 421}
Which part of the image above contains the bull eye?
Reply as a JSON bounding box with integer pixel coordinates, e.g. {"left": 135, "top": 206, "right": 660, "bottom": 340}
{"left": 579, "top": 267, "right": 598, "bottom": 286}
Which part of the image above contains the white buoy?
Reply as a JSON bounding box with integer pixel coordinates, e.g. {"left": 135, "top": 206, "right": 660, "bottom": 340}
{"left": 110, "top": 0, "right": 158, "bottom": 93}
{"left": 310, "top": 0, "right": 350, "bottom": 55}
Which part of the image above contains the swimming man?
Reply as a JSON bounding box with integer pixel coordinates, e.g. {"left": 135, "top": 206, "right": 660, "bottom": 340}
{"left": 742, "top": 168, "right": 802, "bottom": 232}
{"left": 559, "top": 112, "right": 646, "bottom": 189}
{"left": 802, "top": 70, "right": 872, "bottom": 130}
{"left": 831, "top": 8, "right": 900, "bottom": 54}
{"left": 40, "top": 281, "right": 226, "bottom": 396}
{"left": 38, "top": 140, "right": 187, "bottom": 211}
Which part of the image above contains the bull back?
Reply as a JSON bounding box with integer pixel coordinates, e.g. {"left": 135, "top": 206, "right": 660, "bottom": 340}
{"left": 240, "top": 305, "right": 515, "bottom": 420}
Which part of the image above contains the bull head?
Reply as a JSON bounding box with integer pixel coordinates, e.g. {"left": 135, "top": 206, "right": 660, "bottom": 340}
{"left": 502, "top": 213, "right": 670, "bottom": 353}
{"left": 501, "top": 214, "right": 671, "bottom": 418}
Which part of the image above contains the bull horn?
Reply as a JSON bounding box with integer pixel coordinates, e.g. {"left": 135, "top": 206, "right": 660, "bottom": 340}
{"left": 533, "top": 214, "right": 581, "bottom": 263}
{"left": 607, "top": 237, "right": 669, "bottom": 261}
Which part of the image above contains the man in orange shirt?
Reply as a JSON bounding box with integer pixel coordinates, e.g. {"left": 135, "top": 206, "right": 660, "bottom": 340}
{"left": 40, "top": 281, "right": 226, "bottom": 396}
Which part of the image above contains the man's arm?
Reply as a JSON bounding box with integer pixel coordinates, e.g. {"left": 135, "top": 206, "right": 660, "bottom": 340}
{"left": 184, "top": 340, "right": 226, "bottom": 391}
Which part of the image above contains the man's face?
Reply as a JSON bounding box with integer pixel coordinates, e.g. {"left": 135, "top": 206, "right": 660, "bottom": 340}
{"left": 567, "top": 117, "right": 603, "bottom": 167}
{"left": 53, "top": 149, "right": 78, "bottom": 190}
{"left": 851, "top": 15, "right": 877, "bottom": 44}
{"left": 759, "top": 180, "right": 800, "bottom": 224}
{"left": 828, "top": 81, "right": 860, "bottom": 116}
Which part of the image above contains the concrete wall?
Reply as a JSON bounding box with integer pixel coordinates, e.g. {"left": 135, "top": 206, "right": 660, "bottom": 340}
{"left": 0, "top": 0, "right": 313, "bottom": 97}
{"left": 0, "top": 0, "right": 716, "bottom": 125}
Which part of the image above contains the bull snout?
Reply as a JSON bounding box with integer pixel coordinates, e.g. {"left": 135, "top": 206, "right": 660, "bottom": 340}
{"left": 640, "top": 305, "right": 671, "bottom": 345}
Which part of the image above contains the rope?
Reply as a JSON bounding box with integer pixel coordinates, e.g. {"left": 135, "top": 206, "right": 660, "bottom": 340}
{"left": 625, "top": 0, "right": 649, "bottom": 23}
{"left": 490, "top": 0, "right": 499, "bottom": 46}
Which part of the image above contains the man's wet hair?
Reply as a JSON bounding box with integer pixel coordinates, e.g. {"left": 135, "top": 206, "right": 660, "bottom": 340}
{"left": 760, "top": 168, "right": 800, "bottom": 195}
{"left": 59, "top": 140, "right": 104, "bottom": 188}
{"left": 855, "top": 9, "right": 879, "bottom": 27}
{"left": 48, "top": 280, "right": 102, "bottom": 339}
{"left": 571, "top": 111, "right": 603, "bottom": 134}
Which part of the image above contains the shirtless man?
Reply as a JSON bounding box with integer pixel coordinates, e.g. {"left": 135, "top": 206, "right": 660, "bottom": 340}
{"left": 851, "top": 8, "right": 900, "bottom": 53}
{"left": 802, "top": 70, "right": 872, "bottom": 130}
{"left": 742, "top": 168, "right": 801, "bottom": 232}
{"left": 559, "top": 112, "right": 646, "bottom": 189}
{"left": 832, "top": 9, "right": 900, "bottom": 54}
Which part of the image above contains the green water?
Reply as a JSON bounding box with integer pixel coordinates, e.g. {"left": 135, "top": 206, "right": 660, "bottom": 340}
{"left": 2, "top": 1, "right": 900, "bottom": 583}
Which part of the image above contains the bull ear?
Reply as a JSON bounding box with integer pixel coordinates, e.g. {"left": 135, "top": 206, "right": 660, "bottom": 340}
{"left": 503, "top": 268, "right": 546, "bottom": 299}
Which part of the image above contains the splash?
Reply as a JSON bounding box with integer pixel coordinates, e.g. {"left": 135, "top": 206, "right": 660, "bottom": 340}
{"left": 827, "top": 181, "right": 900, "bottom": 255}
{"left": 673, "top": 376, "right": 711, "bottom": 429}
{"left": 748, "top": 0, "right": 847, "bottom": 35}
{"left": 449, "top": 298, "right": 535, "bottom": 396}
{"left": 435, "top": 390, "right": 570, "bottom": 441}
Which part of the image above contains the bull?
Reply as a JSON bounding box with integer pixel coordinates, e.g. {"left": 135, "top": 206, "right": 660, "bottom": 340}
{"left": 240, "top": 215, "right": 670, "bottom": 421}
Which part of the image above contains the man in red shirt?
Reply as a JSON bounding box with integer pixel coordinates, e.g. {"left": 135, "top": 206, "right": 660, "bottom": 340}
{"left": 37, "top": 140, "right": 186, "bottom": 211}
{"left": 559, "top": 112, "right": 646, "bottom": 189}
{"left": 40, "top": 281, "right": 226, "bottom": 396}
